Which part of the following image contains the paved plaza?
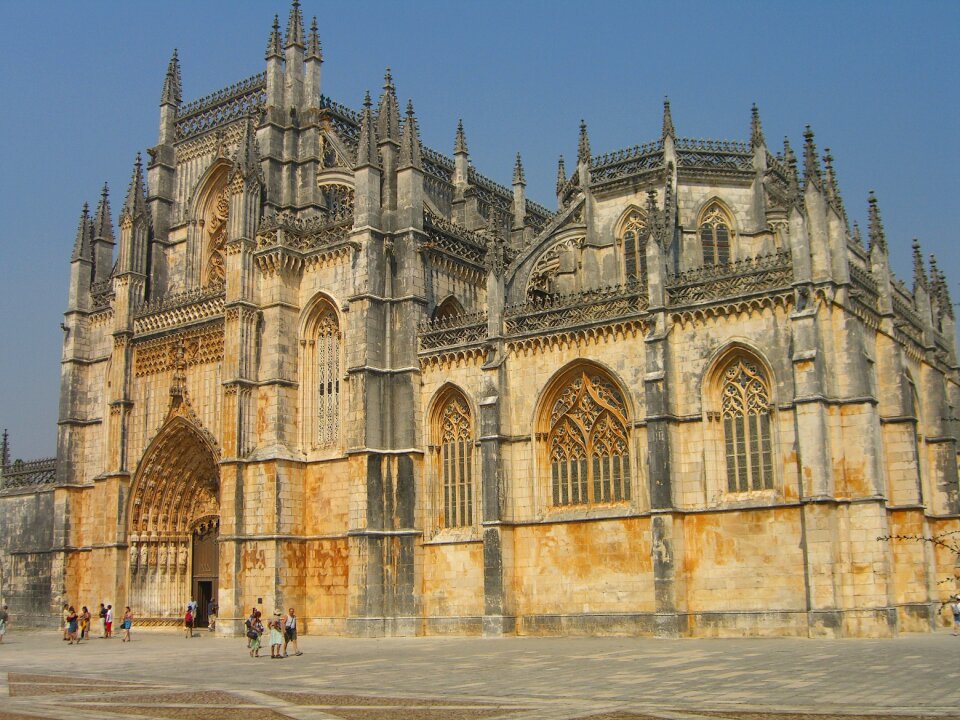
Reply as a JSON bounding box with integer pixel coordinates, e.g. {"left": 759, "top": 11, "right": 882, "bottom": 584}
{"left": 1, "top": 628, "right": 959, "bottom": 720}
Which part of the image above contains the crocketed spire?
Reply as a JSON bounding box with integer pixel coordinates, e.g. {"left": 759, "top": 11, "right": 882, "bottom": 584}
{"left": 783, "top": 137, "right": 800, "bottom": 200}
{"left": 912, "top": 238, "right": 928, "bottom": 290}
{"left": 867, "top": 191, "right": 887, "bottom": 254}
{"left": 285, "top": 0, "right": 305, "bottom": 48}
{"left": 307, "top": 17, "right": 322, "bottom": 61}
{"left": 121, "top": 153, "right": 148, "bottom": 222}
{"left": 556, "top": 155, "right": 567, "bottom": 195}
{"left": 802, "top": 125, "right": 821, "bottom": 190}
{"left": 377, "top": 68, "right": 401, "bottom": 143}
{"left": 662, "top": 97, "right": 675, "bottom": 139}
{"left": 513, "top": 152, "right": 525, "bottom": 185}
{"left": 229, "top": 115, "right": 263, "bottom": 185}
{"left": 822, "top": 148, "right": 849, "bottom": 228}
{"left": 161, "top": 49, "right": 182, "bottom": 107}
{"left": 578, "top": 119, "right": 590, "bottom": 165}
{"left": 454, "top": 119, "right": 468, "bottom": 155}
{"left": 92, "top": 182, "right": 114, "bottom": 242}
{"left": 750, "top": 103, "right": 765, "bottom": 149}
{"left": 851, "top": 221, "right": 863, "bottom": 248}
{"left": 266, "top": 15, "right": 283, "bottom": 60}
{"left": 71, "top": 203, "right": 93, "bottom": 262}
{"left": 357, "top": 91, "right": 379, "bottom": 167}
{"left": 398, "top": 99, "right": 422, "bottom": 169}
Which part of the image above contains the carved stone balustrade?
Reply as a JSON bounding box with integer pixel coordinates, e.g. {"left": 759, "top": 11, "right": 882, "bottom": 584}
{"left": 175, "top": 73, "right": 266, "bottom": 141}
{"left": 134, "top": 283, "right": 226, "bottom": 335}
{"left": 504, "top": 282, "right": 648, "bottom": 336}
{"left": 418, "top": 311, "right": 488, "bottom": 351}
{"left": 0, "top": 457, "right": 57, "bottom": 492}
{"left": 666, "top": 251, "right": 793, "bottom": 306}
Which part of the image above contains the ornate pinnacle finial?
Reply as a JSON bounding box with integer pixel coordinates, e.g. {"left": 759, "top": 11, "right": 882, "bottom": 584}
{"left": 0, "top": 429, "right": 8, "bottom": 468}
{"left": 912, "top": 238, "right": 928, "bottom": 290}
{"left": 930, "top": 254, "right": 943, "bottom": 305}
{"left": 852, "top": 220, "right": 863, "bottom": 247}
{"left": 357, "top": 91, "right": 379, "bottom": 168}
{"left": 454, "top": 119, "right": 468, "bottom": 155}
{"left": 93, "top": 182, "right": 114, "bottom": 242}
{"left": 121, "top": 153, "right": 147, "bottom": 220}
{"left": 578, "top": 119, "right": 590, "bottom": 165}
{"left": 398, "top": 99, "right": 422, "bottom": 169}
{"left": 161, "top": 49, "right": 182, "bottom": 107}
{"left": 937, "top": 258, "right": 955, "bottom": 319}
{"left": 72, "top": 202, "right": 92, "bottom": 261}
{"left": 307, "top": 17, "right": 323, "bottom": 61}
{"left": 802, "top": 125, "right": 821, "bottom": 190}
{"left": 556, "top": 155, "right": 567, "bottom": 195}
{"left": 867, "top": 191, "right": 887, "bottom": 253}
{"left": 266, "top": 15, "right": 283, "bottom": 60}
{"left": 783, "top": 136, "right": 800, "bottom": 199}
{"left": 285, "top": 0, "right": 305, "bottom": 48}
{"left": 377, "top": 67, "right": 400, "bottom": 143}
{"left": 229, "top": 115, "right": 263, "bottom": 185}
{"left": 513, "top": 152, "right": 525, "bottom": 186}
{"left": 822, "top": 148, "right": 849, "bottom": 228}
{"left": 662, "top": 97, "right": 675, "bottom": 139}
{"left": 750, "top": 103, "right": 765, "bottom": 149}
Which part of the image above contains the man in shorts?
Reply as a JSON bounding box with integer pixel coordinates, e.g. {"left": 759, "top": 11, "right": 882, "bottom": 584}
{"left": 282, "top": 607, "right": 302, "bottom": 657}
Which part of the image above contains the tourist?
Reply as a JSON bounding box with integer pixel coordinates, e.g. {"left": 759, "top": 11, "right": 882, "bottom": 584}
{"left": 245, "top": 607, "right": 258, "bottom": 648}
{"left": 62, "top": 603, "right": 70, "bottom": 641}
{"left": 207, "top": 599, "right": 217, "bottom": 632}
{"left": 0, "top": 604, "right": 9, "bottom": 643}
{"left": 269, "top": 611, "right": 283, "bottom": 659}
{"left": 66, "top": 606, "right": 79, "bottom": 644}
{"left": 79, "top": 606, "right": 91, "bottom": 641}
{"left": 104, "top": 604, "right": 113, "bottom": 638}
{"left": 248, "top": 611, "right": 263, "bottom": 658}
{"left": 98, "top": 603, "right": 107, "bottom": 637}
{"left": 184, "top": 606, "right": 194, "bottom": 638}
{"left": 283, "top": 607, "right": 301, "bottom": 657}
{"left": 121, "top": 607, "right": 133, "bottom": 642}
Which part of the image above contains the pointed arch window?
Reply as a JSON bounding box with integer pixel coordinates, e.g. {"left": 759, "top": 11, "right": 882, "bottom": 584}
{"left": 301, "top": 300, "right": 341, "bottom": 450}
{"left": 699, "top": 203, "right": 733, "bottom": 267}
{"left": 433, "top": 296, "right": 465, "bottom": 323}
{"left": 433, "top": 390, "right": 474, "bottom": 528}
{"left": 546, "top": 370, "right": 631, "bottom": 506}
{"left": 720, "top": 358, "right": 773, "bottom": 492}
{"left": 618, "top": 209, "right": 648, "bottom": 283}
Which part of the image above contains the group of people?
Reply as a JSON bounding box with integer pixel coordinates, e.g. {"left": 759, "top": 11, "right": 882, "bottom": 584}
{"left": 244, "top": 607, "right": 301, "bottom": 659}
{"left": 183, "top": 599, "right": 218, "bottom": 638}
{"left": 62, "top": 603, "right": 133, "bottom": 643}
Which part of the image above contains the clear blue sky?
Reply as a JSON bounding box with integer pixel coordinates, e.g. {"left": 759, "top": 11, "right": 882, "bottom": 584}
{"left": 0, "top": 1, "right": 957, "bottom": 460}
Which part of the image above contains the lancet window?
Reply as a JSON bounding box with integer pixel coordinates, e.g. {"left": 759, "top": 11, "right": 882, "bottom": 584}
{"left": 618, "top": 209, "right": 647, "bottom": 283}
{"left": 433, "top": 390, "right": 475, "bottom": 528}
{"left": 720, "top": 357, "right": 774, "bottom": 492}
{"left": 301, "top": 300, "right": 341, "bottom": 450}
{"left": 545, "top": 369, "right": 631, "bottom": 506}
{"left": 699, "top": 203, "right": 733, "bottom": 266}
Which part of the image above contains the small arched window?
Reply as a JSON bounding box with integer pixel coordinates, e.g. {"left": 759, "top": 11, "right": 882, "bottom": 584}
{"left": 699, "top": 203, "right": 733, "bottom": 267}
{"left": 433, "top": 296, "right": 465, "bottom": 323}
{"left": 301, "top": 299, "right": 341, "bottom": 450}
{"left": 720, "top": 357, "right": 773, "bottom": 491}
{"left": 618, "top": 208, "right": 647, "bottom": 283}
{"left": 432, "top": 389, "right": 475, "bottom": 528}
{"left": 544, "top": 369, "right": 631, "bottom": 506}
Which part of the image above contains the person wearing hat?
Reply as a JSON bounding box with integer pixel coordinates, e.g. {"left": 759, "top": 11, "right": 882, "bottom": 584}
{"left": 268, "top": 611, "right": 284, "bottom": 658}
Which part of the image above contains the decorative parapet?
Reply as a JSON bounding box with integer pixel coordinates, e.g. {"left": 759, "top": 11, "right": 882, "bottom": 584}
{"left": 175, "top": 73, "right": 266, "bottom": 141}
{"left": 0, "top": 457, "right": 57, "bottom": 491}
{"left": 422, "top": 211, "right": 488, "bottom": 268}
{"left": 892, "top": 290, "right": 925, "bottom": 347}
{"left": 504, "top": 282, "right": 648, "bottom": 336}
{"left": 422, "top": 147, "right": 454, "bottom": 182}
{"left": 676, "top": 137, "right": 753, "bottom": 176}
{"left": 590, "top": 140, "right": 664, "bottom": 186}
{"left": 417, "top": 310, "right": 488, "bottom": 351}
{"left": 134, "top": 283, "right": 226, "bottom": 335}
{"left": 256, "top": 211, "right": 352, "bottom": 253}
{"left": 666, "top": 250, "right": 793, "bottom": 305}
{"left": 90, "top": 279, "right": 115, "bottom": 310}
{"left": 848, "top": 263, "right": 879, "bottom": 312}
{"left": 468, "top": 167, "right": 513, "bottom": 217}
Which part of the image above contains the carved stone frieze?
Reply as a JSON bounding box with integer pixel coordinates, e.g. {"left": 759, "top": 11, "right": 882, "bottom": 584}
{"left": 133, "top": 322, "right": 224, "bottom": 377}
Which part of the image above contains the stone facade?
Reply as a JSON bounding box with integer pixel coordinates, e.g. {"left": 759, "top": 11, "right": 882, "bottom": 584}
{"left": 2, "top": 1, "right": 959, "bottom": 638}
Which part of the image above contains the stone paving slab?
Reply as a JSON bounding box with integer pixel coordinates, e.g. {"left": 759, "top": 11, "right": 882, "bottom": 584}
{"left": 1, "top": 630, "right": 959, "bottom": 719}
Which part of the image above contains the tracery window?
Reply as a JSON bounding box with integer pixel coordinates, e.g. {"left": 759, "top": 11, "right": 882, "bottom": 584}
{"left": 433, "top": 296, "right": 465, "bottom": 323}
{"left": 433, "top": 390, "right": 474, "bottom": 528}
{"left": 720, "top": 358, "right": 773, "bottom": 492}
{"left": 699, "top": 203, "right": 733, "bottom": 267}
{"left": 301, "top": 300, "right": 341, "bottom": 450}
{"left": 618, "top": 209, "right": 647, "bottom": 283}
{"left": 546, "top": 370, "right": 631, "bottom": 506}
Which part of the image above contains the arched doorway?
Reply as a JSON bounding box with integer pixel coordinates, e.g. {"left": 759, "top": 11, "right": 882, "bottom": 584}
{"left": 127, "top": 416, "right": 220, "bottom": 623}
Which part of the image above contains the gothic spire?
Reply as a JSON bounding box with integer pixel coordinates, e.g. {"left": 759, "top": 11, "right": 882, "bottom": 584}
{"left": 851, "top": 220, "right": 863, "bottom": 248}
{"left": 398, "top": 99, "right": 422, "bottom": 169}
{"left": 822, "top": 148, "right": 849, "bottom": 227}
{"left": 556, "top": 155, "right": 567, "bottom": 195}
{"left": 266, "top": 15, "right": 283, "bottom": 60}
{"left": 513, "top": 152, "right": 525, "bottom": 185}
{"left": 377, "top": 67, "right": 401, "bottom": 143}
{"left": 938, "top": 260, "right": 955, "bottom": 319}
{"left": 867, "top": 191, "right": 887, "bottom": 253}
{"left": 307, "top": 17, "right": 322, "bottom": 61}
{"left": 71, "top": 202, "right": 93, "bottom": 261}
{"left": 92, "top": 182, "right": 114, "bottom": 242}
{"left": 0, "top": 429, "right": 8, "bottom": 469}
{"left": 802, "top": 125, "right": 821, "bottom": 190}
{"left": 750, "top": 103, "right": 765, "bottom": 149}
{"left": 161, "top": 49, "right": 182, "bottom": 107}
{"left": 578, "top": 119, "right": 590, "bottom": 165}
{"left": 783, "top": 137, "right": 800, "bottom": 200}
{"left": 662, "top": 97, "right": 675, "bottom": 139}
{"left": 930, "top": 254, "right": 943, "bottom": 307}
{"left": 357, "top": 91, "right": 379, "bottom": 167}
{"left": 285, "top": 0, "right": 305, "bottom": 48}
{"left": 121, "top": 153, "right": 147, "bottom": 222}
{"left": 912, "top": 238, "right": 928, "bottom": 290}
{"left": 454, "top": 119, "right": 468, "bottom": 155}
{"left": 229, "top": 115, "right": 263, "bottom": 184}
